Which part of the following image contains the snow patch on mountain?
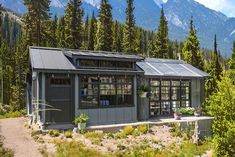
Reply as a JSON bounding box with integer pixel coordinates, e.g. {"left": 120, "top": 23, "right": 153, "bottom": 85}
{"left": 51, "top": 0, "right": 66, "bottom": 8}
{"left": 83, "top": 0, "right": 101, "bottom": 8}
{"left": 154, "top": 0, "right": 164, "bottom": 7}
{"left": 230, "top": 29, "right": 235, "bottom": 36}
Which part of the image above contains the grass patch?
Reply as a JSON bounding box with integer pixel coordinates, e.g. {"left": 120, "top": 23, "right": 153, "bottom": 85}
{"left": 64, "top": 131, "right": 73, "bottom": 138}
{"left": 84, "top": 131, "right": 104, "bottom": 146}
{"left": 53, "top": 141, "right": 109, "bottom": 157}
{"left": 48, "top": 130, "right": 60, "bottom": 137}
{"left": 159, "top": 140, "right": 212, "bottom": 157}
{"left": 0, "top": 135, "right": 14, "bottom": 157}
{"left": 0, "top": 111, "right": 23, "bottom": 119}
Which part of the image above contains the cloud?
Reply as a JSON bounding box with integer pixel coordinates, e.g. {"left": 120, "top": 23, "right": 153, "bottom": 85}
{"left": 194, "top": 0, "right": 235, "bottom": 17}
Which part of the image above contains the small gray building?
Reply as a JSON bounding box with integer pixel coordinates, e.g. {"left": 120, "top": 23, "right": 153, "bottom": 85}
{"left": 28, "top": 47, "right": 209, "bottom": 126}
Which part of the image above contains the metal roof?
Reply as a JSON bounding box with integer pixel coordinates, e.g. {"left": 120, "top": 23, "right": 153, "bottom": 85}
{"left": 64, "top": 49, "right": 143, "bottom": 61}
{"left": 137, "top": 58, "right": 209, "bottom": 78}
{"left": 30, "top": 47, "right": 76, "bottom": 70}
{"left": 29, "top": 47, "right": 143, "bottom": 71}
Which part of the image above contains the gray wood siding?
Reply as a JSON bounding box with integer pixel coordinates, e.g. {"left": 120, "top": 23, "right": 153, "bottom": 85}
{"left": 191, "top": 79, "right": 202, "bottom": 108}
{"left": 76, "top": 107, "right": 137, "bottom": 125}
{"left": 75, "top": 75, "right": 138, "bottom": 126}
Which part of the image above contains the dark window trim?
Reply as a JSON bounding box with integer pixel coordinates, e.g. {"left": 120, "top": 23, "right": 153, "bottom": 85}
{"left": 149, "top": 79, "right": 192, "bottom": 117}
{"left": 79, "top": 75, "right": 135, "bottom": 109}
{"left": 77, "top": 59, "right": 134, "bottom": 70}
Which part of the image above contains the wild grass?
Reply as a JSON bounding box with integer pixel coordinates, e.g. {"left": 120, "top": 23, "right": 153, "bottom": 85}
{"left": 0, "top": 135, "right": 14, "bottom": 157}
{"left": 53, "top": 141, "right": 109, "bottom": 157}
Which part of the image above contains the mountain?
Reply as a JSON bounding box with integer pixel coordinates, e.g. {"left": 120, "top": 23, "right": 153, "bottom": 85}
{"left": 0, "top": 0, "right": 234, "bottom": 56}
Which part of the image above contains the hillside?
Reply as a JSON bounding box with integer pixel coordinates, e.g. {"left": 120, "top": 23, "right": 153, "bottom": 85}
{"left": 0, "top": 0, "right": 234, "bottom": 56}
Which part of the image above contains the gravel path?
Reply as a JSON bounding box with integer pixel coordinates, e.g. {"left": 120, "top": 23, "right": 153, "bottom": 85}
{"left": 0, "top": 117, "right": 41, "bottom": 157}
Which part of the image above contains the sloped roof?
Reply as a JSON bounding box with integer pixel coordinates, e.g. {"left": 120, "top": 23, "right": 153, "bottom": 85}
{"left": 30, "top": 47, "right": 76, "bottom": 70}
{"left": 137, "top": 58, "right": 209, "bottom": 78}
{"left": 29, "top": 47, "right": 143, "bottom": 71}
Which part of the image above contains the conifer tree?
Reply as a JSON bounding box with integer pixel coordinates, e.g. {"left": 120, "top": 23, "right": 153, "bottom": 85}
{"left": 45, "top": 15, "right": 58, "bottom": 47}
{"left": 153, "top": 7, "right": 168, "bottom": 58}
{"left": 123, "top": 0, "right": 136, "bottom": 53}
{"left": 206, "top": 35, "right": 223, "bottom": 95}
{"left": 182, "top": 17, "right": 204, "bottom": 70}
{"left": 212, "top": 35, "right": 223, "bottom": 81}
{"left": 229, "top": 41, "right": 235, "bottom": 69}
{"left": 136, "top": 28, "right": 144, "bottom": 54}
{"left": 24, "top": 0, "right": 51, "bottom": 46}
{"left": 88, "top": 11, "right": 97, "bottom": 50}
{"left": 56, "top": 16, "right": 66, "bottom": 48}
{"left": 112, "top": 20, "right": 119, "bottom": 52}
{"left": 64, "top": 0, "right": 84, "bottom": 49}
{"left": 83, "top": 15, "right": 89, "bottom": 49}
{"left": 95, "top": 0, "right": 113, "bottom": 51}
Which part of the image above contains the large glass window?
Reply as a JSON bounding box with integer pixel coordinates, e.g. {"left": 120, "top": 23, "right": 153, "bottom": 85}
{"left": 80, "top": 76, "right": 99, "bottom": 108}
{"left": 149, "top": 79, "right": 191, "bottom": 117}
{"left": 80, "top": 75, "right": 133, "bottom": 108}
{"left": 117, "top": 77, "right": 133, "bottom": 105}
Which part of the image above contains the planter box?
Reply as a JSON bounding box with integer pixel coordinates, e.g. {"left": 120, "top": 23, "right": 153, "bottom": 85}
{"left": 140, "top": 92, "right": 148, "bottom": 98}
{"left": 194, "top": 112, "right": 201, "bottom": 117}
{"left": 78, "top": 123, "right": 86, "bottom": 130}
{"left": 174, "top": 113, "right": 181, "bottom": 120}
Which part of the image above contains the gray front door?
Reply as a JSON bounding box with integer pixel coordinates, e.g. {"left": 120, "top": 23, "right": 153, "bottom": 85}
{"left": 45, "top": 74, "right": 72, "bottom": 123}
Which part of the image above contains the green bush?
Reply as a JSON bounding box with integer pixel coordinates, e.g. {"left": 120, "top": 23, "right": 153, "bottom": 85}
{"left": 0, "top": 111, "right": 23, "bottom": 119}
{"left": 84, "top": 132, "right": 103, "bottom": 140}
{"left": 64, "top": 131, "right": 73, "bottom": 138}
{"left": 48, "top": 130, "right": 60, "bottom": 137}
{"left": 137, "top": 124, "right": 149, "bottom": 134}
{"left": 176, "top": 108, "right": 194, "bottom": 116}
{"left": 74, "top": 114, "right": 89, "bottom": 125}
{"left": 169, "top": 123, "right": 182, "bottom": 137}
{"left": 123, "top": 126, "right": 134, "bottom": 135}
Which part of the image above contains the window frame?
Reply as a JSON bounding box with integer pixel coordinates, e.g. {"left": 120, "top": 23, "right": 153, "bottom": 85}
{"left": 79, "top": 75, "right": 134, "bottom": 109}
{"left": 149, "top": 79, "right": 191, "bottom": 117}
{"left": 77, "top": 59, "right": 134, "bottom": 70}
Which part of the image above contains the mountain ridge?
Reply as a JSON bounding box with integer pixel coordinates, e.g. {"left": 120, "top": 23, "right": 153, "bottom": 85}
{"left": 0, "top": 0, "right": 234, "bottom": 56}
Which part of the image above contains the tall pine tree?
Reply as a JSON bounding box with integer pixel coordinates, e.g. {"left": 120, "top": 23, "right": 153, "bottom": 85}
{"left": 23, "top": 0, "right": 51, "bottom": 46}
{"left": 182, "top": 17, "right": 204, "bottom": 70}
{"left": 82, "top": 15, "right": 89, "bottom": 49}
{"left": 88, "top": 11, "right": 97, "bottom": 50}
{"left": 123, "top": 0, "right": 136, "bottom": 53}
{"left": 64, "top": 0, "right": 84, "bottom": 49}
{"left": 153, "top": 7, "right": 168, "bottom": 58}
{"left": 211, "top": 34, "right": 223, "bottom": 81}
{"left": 206, "top": 34, "right": 223, "bottom": 96}
{"left": 56, "top": 16, "right": 66, "bottom": 48}
{"left": 229, "top": 41, "right": 235, "bottom": 69}
{"left": 95, "top": 0, "right": 113, "bottom": 51}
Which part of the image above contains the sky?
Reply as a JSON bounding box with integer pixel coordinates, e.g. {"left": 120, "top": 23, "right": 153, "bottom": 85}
{"left": 193, "top": 0, "right": 235, "bottom": 17}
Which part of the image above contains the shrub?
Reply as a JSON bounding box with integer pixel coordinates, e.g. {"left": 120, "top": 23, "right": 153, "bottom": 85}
{"left": 169, "top": 123, "right": 182, "bottom": 137}
{"left": 64, "top": 131, "right": 73, "bottom": 138}
{"left": 137, "top": 124, "right": 149, "bottom": 134}
{"left": 0, "top": 111, "right": 23, "bottom": 119}
{"left": 74, "top": 114, "right": 89, "bottom": 125}
{"left": 31, "top": 130, "right": 42, "bottom": 137}
{"left": 123, "top": 126, "right": 134, "bottom": 135}
{"left": 132, "top": 129, "right": 141, "bottom": 136}
{"left": 48, "top": 130, "right": 60, "bottom": 137}
{"left": 176, "top": 108, "right": 194, "bottom": 116}
{"left": 84, "top": 131, "right": 103, "bottom": 140}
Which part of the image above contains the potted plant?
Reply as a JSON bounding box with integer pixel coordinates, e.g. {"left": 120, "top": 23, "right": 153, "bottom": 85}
{"left": 194, "top": 106, "right": 202, "bottom": 117}
{"left": 137, "top": 84, "right": 150, "bottom": 98}
{"left": 174, "top": 109, "right": 182, "bottom": 120}
{"left": 74, "top": 114, "right": 89, "bottom": 131}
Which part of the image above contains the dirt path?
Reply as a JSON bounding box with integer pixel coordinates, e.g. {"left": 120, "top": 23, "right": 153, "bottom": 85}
{"left": 0, "top": 117, "right": 41, "bottom": 157}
